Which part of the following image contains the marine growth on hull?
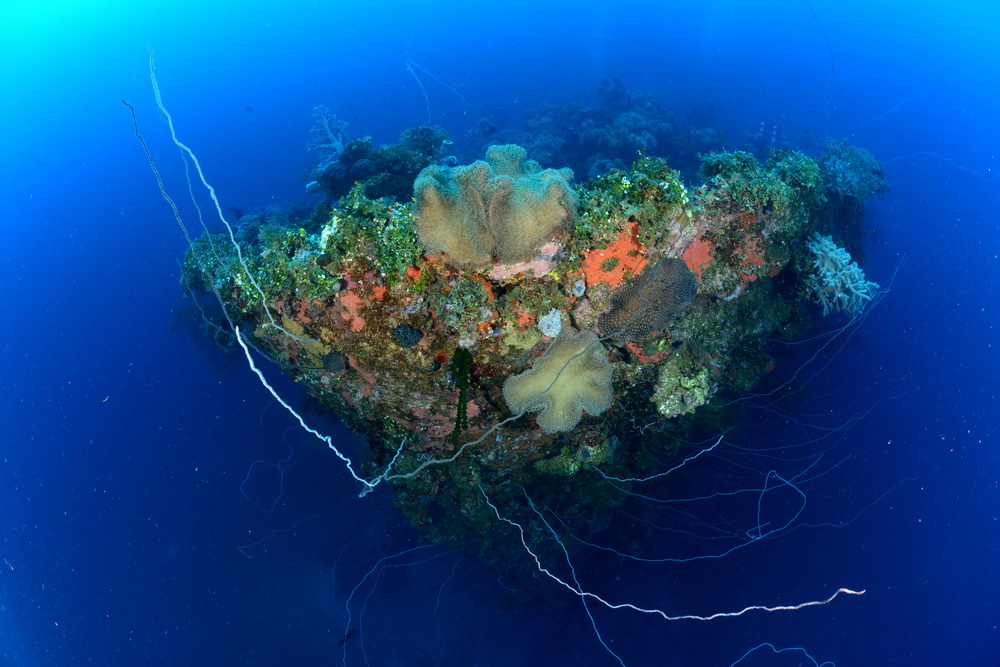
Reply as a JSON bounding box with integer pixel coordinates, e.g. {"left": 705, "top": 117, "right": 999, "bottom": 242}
{"left": 182, "top": 81, "right": 885, "bottom": 581}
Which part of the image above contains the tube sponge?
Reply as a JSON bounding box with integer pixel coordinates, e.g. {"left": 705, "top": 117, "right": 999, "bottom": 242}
{"left": 503, "top": 327, "right": 613, "bottom": 433}
{"left": 413, "top": 145, "right": 577, "bottom": 268}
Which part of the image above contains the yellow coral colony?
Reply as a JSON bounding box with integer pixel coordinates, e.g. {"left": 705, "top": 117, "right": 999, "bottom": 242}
{"left": 413, "top": 144, "right": 577, "bottom": 268}
{"left": 503, "top": 327, "right": 613, "bottom": 433}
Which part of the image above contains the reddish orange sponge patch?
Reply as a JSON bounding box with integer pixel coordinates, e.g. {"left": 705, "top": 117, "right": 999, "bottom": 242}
{"left": 405, "top": 258, "right": 443, "bottom": 286}
{"left": 581, "top": 221, "right": 649, "bottom": 288}
{"left": 625, "top": 341, "right": 669, "bottom": 364}
{"left": 467, "top": 274, "right": 495, "bottom": 302}
{"left": 337, "top": 291, "right": 367, "bottom": 332}
{"left": 405, "top": 264, "right": 423, "bottom": 283}
{"left": 737, "top": 234, "right": 766, "bottom": 283}
{"left": 293, "top": 299, "right": 315, "bottom": 325}
{"left": 682, "top": 235, "right": 714, "bottom": 278}
{"left": 344, "top": 354, "right": 377, "bottom": 398}
{"left": 737, "top": 211, "right": 760, "bottom": 229}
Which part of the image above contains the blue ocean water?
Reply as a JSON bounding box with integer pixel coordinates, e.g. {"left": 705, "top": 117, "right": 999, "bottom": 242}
{"left": 1, "top": 1, "right": 997, "bottom": 665}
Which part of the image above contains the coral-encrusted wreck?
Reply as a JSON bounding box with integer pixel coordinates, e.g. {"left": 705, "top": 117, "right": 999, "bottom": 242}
{"left": 183, "top": 139, "right": 884, "bottom": 580}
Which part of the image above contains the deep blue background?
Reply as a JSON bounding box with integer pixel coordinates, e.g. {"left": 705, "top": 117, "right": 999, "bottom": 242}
{"left": 1, "top": 1, "right": 997, "bottom": 665}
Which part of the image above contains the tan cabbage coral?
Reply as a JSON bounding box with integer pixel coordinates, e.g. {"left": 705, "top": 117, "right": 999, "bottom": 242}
{"left": 598, "top": 258, "right": 698, "bottom": 342}
{"left": 503, "top": 327, "right": 612, "bottom": 433}
{"left": 413, "top": 144, "right": 578, "bottom": 267}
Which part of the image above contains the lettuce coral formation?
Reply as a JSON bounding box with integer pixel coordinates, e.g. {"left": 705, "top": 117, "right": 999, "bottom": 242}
{"left": 412, "top": 144, "right": 578, "bottom": 267}
{"left": 805, "top": 233, "right": 879, "bottom": 316}
{"left": 502, "top": 327, "right": 612, "bottom": 433}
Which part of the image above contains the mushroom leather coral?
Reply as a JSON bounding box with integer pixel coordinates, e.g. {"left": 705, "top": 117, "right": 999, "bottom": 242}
{"left": 502, "top": 327, "right": 612, "bottom": 433}
{"left": 413, "top": 144, "right": 578, "bottom": 268}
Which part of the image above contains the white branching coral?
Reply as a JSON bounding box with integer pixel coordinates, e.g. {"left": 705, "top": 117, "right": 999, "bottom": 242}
{"left": 307, "top": 105, "right": 348, "bottom": 170}
{"left": 805, "top": 233, "right": 879, "bottom": 317}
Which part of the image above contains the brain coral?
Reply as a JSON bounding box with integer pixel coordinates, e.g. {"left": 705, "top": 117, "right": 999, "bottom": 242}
{"left": 598, "top": 258, "right": 699, "bottom": 342}
{"left": 413, "top": 144, "right": 578, "bottom": 267}
{"left": 503, "top": 327, "right": 612, "bottom": 433}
